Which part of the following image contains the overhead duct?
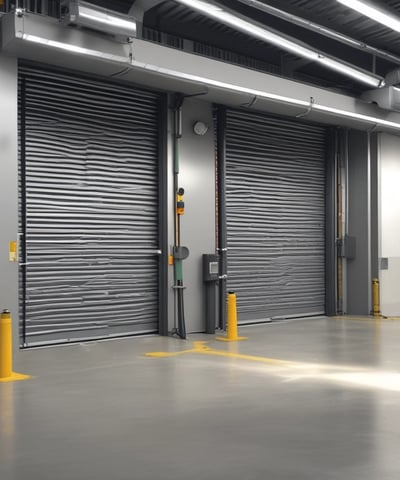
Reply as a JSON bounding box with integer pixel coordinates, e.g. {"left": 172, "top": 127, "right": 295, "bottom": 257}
{"left": 173, "top": 0, "right": 385, "bottom": 88}
{"left": 362, "top": 86, "right": 400, "bottom": 113}
{"left": 361, "top": 69, "right": 400, "bottom": 113}
{"left": 61, "top": 0, "right": 137, "bottom": 38}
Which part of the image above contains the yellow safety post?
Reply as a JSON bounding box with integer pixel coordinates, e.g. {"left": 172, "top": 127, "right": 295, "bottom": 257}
{"left": 372, "top": 278, "right": 381, "bottom": 317}
{"left": 0, "top": 310, "right": 30, "bottom": 383}
{"left": 216, "top": 292, "right": 247, "bottom": 342}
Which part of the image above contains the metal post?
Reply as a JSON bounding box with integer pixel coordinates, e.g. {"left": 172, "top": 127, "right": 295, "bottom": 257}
{"left": 0, "top": 310, "right": 12, "bottom": 379}
{"left": 216, "top": 292, "right": 247, "bottom": 342}
{"left": 0, "top": 310, "right": 30, "bottom": 383}
{"left": 372, "top": 278, "right": 381, "bottom": 317}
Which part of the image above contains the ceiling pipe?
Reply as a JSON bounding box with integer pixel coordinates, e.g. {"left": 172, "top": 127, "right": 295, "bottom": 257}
{"left": 173, "top": 0, "right": 385, "bottom": 88}
{"left": 236, "top": 0, "right": 400, "bottom": 65}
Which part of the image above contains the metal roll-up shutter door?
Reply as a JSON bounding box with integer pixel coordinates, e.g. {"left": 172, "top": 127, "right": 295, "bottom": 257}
{"left": 225, "top": 109, "right": 328, "bottom": 323}
{"left": 19, "top": 65, "right": 161, "bottom": 346}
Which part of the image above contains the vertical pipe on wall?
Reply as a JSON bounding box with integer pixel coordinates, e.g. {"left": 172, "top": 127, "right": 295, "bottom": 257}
{"left": 325, "top": 128, "right": 338, "bottom": 316}
{"left": 335, "top": 129, "right": 349, "bottom": 314}
{"left": 158, "top": 94, "right": 169, "bottom": 336}
{"left": 20, "top": 76, "right": 27, "bottom": 347}
{"left": 216, "top": 106, "right": 227, "bottom": 330}
{"left": 366, "top": 131, "right": 372, "bottom": 311}
{"left": 171, "top": 94, "right": 186, "bottom": 339}
{"left": 337, "top": 132, "right": 343, "bottom": 314}
{"left": 370, "top": 132, "right": 379, "bottom": 283}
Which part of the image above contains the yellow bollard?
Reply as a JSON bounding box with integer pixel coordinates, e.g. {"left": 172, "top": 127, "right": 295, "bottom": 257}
{"left": 0, "top": 310, "right": 30, "bottom": 383}
{"left": 372, "top": 278, "right": 381, "bottom": 317}
{"left": 216, "top": 292, "right": 247, "bottom": 342}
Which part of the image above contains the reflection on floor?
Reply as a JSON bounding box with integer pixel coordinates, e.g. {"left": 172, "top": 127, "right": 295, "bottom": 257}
{"left": 1, "top": 316, "right": 400, "bottom": 480}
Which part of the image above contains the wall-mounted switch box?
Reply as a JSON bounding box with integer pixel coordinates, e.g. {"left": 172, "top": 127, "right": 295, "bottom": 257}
{"left": 9, "top": 241, "right": 17, "bottom": 262}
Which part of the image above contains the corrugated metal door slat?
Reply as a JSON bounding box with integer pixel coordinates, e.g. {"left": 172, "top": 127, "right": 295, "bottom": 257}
{"left": 19, "top": 65, "right": 160, "bottom": 346}
{"left": 225, "top": 109, "right": 327, "bottom": 323}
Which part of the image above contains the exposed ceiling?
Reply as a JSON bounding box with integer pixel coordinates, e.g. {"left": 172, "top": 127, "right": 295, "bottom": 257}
{"left": 140, "top": 0, "right": 400, "bottom": 95}
{"left": 3, "top": 0, "right": 400, "bottom": 96}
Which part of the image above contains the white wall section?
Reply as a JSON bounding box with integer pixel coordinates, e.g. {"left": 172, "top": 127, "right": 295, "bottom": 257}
{"left": 177, "top": 99, "right": 216, "bottom": 332}
{"left": 0, "top": 54, "right": 19, "bottom": 353}
{"left": 379, "top": 133, "right": 400, "bottom": 316}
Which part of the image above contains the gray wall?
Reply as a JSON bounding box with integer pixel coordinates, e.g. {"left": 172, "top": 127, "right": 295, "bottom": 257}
{"left": 172, "top": 99, "right": 216, "bottom": 333}
{"left": 0, "top": 54, "right": 19, "bottom": 354}
{"left": 377, "top": 133, "right": 400, "bottom": 316}
{"left": 346, "top": 130, "right": 371, "bottom": 315}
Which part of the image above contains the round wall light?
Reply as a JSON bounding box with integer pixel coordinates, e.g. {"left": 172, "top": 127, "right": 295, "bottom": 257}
{"left": 193, "top": 121, "right": 209, "bottom": 136}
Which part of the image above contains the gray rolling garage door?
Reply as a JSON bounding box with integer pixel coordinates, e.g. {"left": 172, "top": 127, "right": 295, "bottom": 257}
{"left": 19, "top": 65, "right": 161, "bottom": 346}
{"left": 225, "top": 109, "right": 328, "bottom": 323}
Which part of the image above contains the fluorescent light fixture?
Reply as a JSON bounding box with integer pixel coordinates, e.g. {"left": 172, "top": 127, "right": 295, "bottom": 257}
{"left": 174, "top": 0, "right": 384, "bottom": 88}
{"left": 337, "top": 0, "right": 400, "bottom": 33}
{"left": 18, "top": 33, "right": 400, "bottom": 131}
{"left": 132, "top": 59, "right": 400, "bottom": 130}
{"left": 62, "top": 1, "right": 137, "bottom": 37}
{"left": 20, "top": 33, "right": 129, "bottom": 63}
{"left": 236, "top": 0, "right": 400, "bottom": 65}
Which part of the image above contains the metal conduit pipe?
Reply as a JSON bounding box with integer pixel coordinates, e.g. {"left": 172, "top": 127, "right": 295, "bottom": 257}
{"left": 236, "top": 0, "right": 400, "bottom": 65}
{"left": 171, "top": 93, "right": 187, "bottom": 339}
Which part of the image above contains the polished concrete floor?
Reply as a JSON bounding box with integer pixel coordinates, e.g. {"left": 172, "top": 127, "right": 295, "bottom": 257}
{"left": 1, "top": 316, "right": 400, "bottom": 479}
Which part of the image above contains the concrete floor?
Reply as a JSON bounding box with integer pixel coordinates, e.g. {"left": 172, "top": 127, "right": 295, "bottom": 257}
{"left": 1, "top": 317, "right": 400, "bottom": 480}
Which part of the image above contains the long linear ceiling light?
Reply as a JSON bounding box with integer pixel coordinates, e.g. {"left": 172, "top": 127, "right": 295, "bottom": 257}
{"left": 18, "top": 33, "right": 130, "bottom": 63}
{"left": 18, "top": 32, "right": 400, "bottom": 131}
{"left": 236, "top": 0, "right": 400, "bottom": 65}
{"left": 337, "top": 0, "right": 400, "bottom": 33}
{"left": 137, "top": 61, "right": 400, "bottom": 130}
{"left": 173, "top": 0, "right": 384, "bottom": 88}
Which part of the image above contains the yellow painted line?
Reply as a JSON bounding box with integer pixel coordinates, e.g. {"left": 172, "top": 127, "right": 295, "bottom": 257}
{"left": 333, "top": 315, "right": 400, "bottom": 322}
{"left": 147, "top": 341, "right": 310, "bottom": 369}
{"left": 0, "top": 372, "right": 31, "bottom": 383}
{"left": 145, "top": 341, "right": 370, "bottom": 373}
{"left": 145, "top": 349, "right": 195, "bottom": 358}
{"left": 146, "top": 341, "right": 400, "bottom": 392}
{"left": 145, "top": 341, "right": 210, "bottom": 358}
{"left": 196, "top": 348, "right": 296, "bottom": 367}
{"left": 333, "top": 316, "right": 377, "bottom": 322}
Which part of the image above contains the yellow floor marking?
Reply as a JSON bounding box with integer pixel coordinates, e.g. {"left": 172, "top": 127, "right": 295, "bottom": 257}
{"left": 145, "top": 349, "right": 196, "bottom": 358}
{"left": 146, "top": 341, "right": 335, "bottom": 370}
{"left": 0, "top": 372, "right": 31, "bottom": 383}
{"left": 146, "top": 341, "right": 400, "bottom": 392}
{"left": 332, "top": 315, "right": 400, "bottom": 322}
{"left": 145, "top": 341, "right": 209, "bottom": 358}
{"left": 196, "top": 348, "right": 296, "bottom": 367}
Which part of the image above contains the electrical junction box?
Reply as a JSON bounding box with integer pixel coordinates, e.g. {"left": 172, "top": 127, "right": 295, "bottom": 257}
{"left": 203, "top": 254, "right": 219, "bottom": 282}
{"left": 337, "top": 236, "right": 356, "bottom": 259}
